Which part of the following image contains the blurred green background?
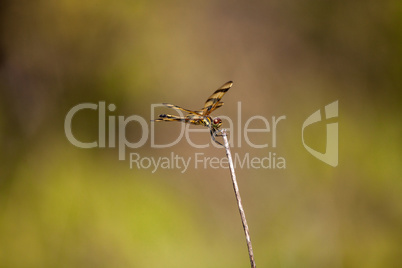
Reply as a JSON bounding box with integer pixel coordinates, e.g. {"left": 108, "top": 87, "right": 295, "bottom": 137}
{"left": 1, "top": 1, "right": 401, "bottom": 267}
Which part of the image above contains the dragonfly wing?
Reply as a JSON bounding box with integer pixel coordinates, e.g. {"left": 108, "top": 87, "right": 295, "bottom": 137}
{"left": 202, "top": 81, "right": 232, "bottom": 116}
{"left": 162, "top": 103, "right": 201, "bottom": 115}
{"left": 154, "top": 114, "right": 187, "bottom": 122}
{"left": 199, "top": 102, "right": 224, "bottom": 113}
{"left": 155, "top": 114, "right": 204, "bottom": 126}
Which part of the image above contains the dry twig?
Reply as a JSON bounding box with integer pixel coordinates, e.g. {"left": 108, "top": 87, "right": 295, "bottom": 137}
{"left": 221, "top": 129, "right": 256, "bottom": 268}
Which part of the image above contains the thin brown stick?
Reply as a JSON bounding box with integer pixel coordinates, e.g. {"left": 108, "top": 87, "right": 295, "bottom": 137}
{"left": 221, "top": 129, "right": 256, "bottom": 268}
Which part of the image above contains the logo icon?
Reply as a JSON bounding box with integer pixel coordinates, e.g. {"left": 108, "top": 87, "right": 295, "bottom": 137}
{"left": 302, "top": 101, "right": 338, "bottom": 167}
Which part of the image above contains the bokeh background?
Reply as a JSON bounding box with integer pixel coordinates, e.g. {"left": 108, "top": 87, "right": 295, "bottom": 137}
{"left": 1, "top": 1, "right": 401, "bottom": 267}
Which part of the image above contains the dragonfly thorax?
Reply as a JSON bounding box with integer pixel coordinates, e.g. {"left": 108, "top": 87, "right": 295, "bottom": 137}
{"left": 200, "top": 116, "right": 222, "bottom": 129}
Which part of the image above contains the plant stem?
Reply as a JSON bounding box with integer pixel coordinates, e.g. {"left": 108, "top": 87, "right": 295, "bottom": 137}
{"left": 221, "top": 129, "right": 256, "bottom": 268}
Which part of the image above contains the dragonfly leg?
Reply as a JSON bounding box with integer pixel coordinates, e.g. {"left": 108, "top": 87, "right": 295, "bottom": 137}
{"left": 210, "top": 129, "right": 223, "bottom": 146}
{"left": 214, "top": 128, "right": 223, "bottom": 137}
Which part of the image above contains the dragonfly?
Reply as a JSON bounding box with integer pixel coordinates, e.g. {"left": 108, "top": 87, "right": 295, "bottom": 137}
{"left": 154, "top": 81, "right": 233, "bottom": 146}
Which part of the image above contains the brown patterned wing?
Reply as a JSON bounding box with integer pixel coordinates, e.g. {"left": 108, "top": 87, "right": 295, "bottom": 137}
{"left": 161, "top": 103, "right": 201, "bottom": 115}
{"left": 201, "top": 81, "right": 233, "bottom": 116}
{"left": 154, "top": 113, "right": 204, "bottom": 126}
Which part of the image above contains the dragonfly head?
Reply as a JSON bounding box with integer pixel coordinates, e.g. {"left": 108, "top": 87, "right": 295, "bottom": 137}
{"left": 212, "top": 117, "right": 223, "bottom": 128}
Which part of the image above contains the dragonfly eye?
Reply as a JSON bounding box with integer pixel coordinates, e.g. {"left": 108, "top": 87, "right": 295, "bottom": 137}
{"left": 213, "top": 117, "right": 222, "bottom": 127}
